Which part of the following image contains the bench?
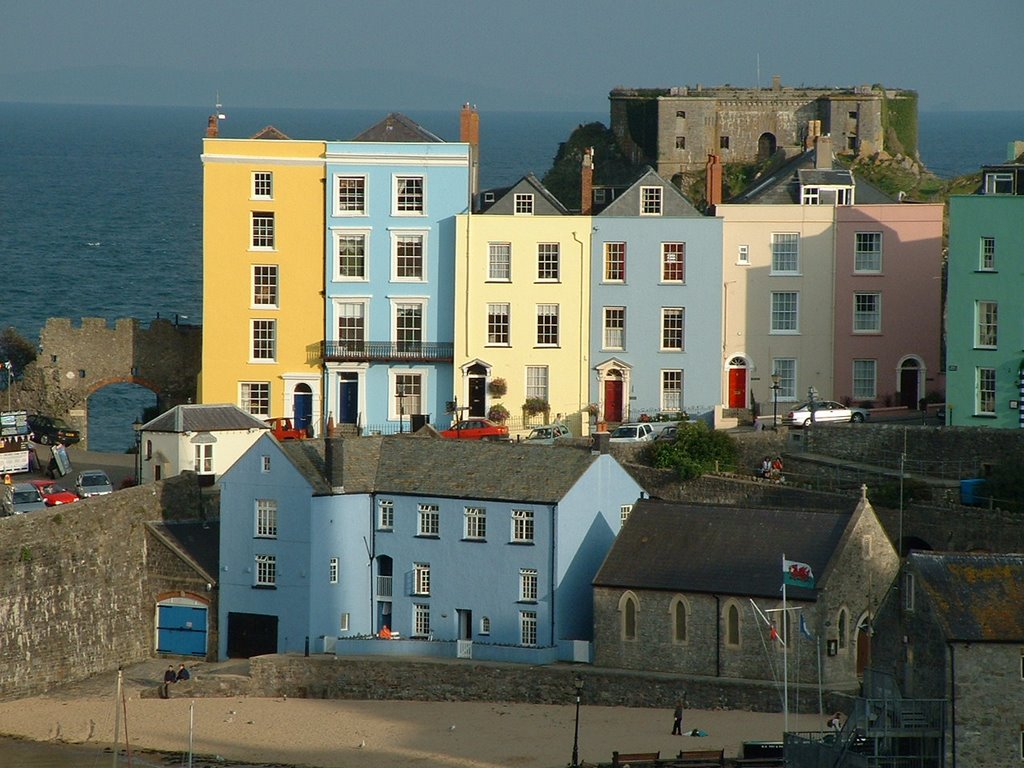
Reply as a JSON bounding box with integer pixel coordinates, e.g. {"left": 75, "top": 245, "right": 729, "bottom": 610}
{"left": 612, "top": 750, "right": 660, "bottom": 767}
{"left": 673, "top": 749, "right": 725, "bottom": 767}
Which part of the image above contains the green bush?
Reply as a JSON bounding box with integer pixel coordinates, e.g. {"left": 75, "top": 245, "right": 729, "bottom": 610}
{"left": 643, "top": 422, "right": 738, "bottom": 480}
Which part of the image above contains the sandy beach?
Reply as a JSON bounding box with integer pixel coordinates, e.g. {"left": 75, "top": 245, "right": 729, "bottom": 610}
{"left": 0, "top": 664, "right": 827, "bottom": 768}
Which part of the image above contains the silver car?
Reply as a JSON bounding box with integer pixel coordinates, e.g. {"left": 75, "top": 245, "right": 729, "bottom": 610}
{"left": 524, "top": 424, "right": 571, "bottom": 444}
{"left": 4, "top": 482, "right": 47, "bottom": 514}
{"left": 609, "top": 423, "right": 655, "bottom": 443}
{"left": 783, "top": 401, "right": 864, "bottom": 427}
{"left": 76, "top": 470, "right": 113, "bottom": 498}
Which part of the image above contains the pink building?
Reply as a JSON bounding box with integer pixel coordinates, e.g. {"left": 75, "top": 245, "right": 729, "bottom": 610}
{"left": 833, "top": 204, "right": 944, "bottom": 408}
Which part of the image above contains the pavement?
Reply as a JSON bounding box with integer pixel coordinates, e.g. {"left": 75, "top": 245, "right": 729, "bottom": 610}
{"left": 11, "top": 442, "right": 137, "bottom": 496}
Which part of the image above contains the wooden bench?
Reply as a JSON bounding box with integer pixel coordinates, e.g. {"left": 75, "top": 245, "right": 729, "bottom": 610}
{"left": 673, "top": 748, "right": 725, "bottom": 767}
{"left": 612, "top": 750, "right": 660, "bottom": 767}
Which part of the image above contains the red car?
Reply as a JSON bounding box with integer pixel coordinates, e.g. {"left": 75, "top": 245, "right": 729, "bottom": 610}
{"left": 265, "top": 417, "right": 307, "bottom": 441}
{"left": 29, "top": 480, "right": 78, "bottom": 506}
{"left": 439, "top": 419, "right": 510, "bottom": 441}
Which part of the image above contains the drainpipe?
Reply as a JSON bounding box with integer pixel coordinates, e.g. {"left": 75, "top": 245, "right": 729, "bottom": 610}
{"left": 550, "top": 504, "right": 558, "bottom": 649}
{"left": 715, "top": 595, "right": 721, "bottom": 676}
{"left": 572, "top": 231, "right": 587, "bottom": 414}
{"left": 948, "top": 642, "right": 956, "bottom": 768}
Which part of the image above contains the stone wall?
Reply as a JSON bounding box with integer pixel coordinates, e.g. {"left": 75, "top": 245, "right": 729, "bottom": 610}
{"left": 0, "top": 475, "right": 206, "bottom": 699}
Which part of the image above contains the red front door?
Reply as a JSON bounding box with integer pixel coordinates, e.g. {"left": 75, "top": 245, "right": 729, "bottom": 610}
{"left": 728, "top": 368, "right": 747, "bottom": 408}
{"left": 603, "top": 379, "right": 623, "bottom": 422}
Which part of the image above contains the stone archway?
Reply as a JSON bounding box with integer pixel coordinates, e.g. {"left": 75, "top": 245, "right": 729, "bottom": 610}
{"left": 757, "top": 133, "right": 778, "bottom": 162}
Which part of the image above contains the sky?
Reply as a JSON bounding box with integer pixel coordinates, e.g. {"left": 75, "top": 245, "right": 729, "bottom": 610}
{"left": 2, "top": 0, "right": 1023, "bottom": 114}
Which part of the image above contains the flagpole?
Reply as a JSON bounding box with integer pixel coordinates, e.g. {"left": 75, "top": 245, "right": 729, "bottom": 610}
{"left": 782, "top": 554, "right": 788, "bottom": 734}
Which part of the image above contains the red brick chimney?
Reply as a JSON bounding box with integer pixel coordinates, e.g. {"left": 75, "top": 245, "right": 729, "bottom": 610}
{"left": 206, "top": 115, "right": 219, "bottom": 138}
{"left": 581, "top": 147, "right": 595, "bottom": 215}
{"left": 460, "top": 103, "right": 480, "bottom": 202}
{"left": 705, "top": 153, "right": 722, "bottom": 210}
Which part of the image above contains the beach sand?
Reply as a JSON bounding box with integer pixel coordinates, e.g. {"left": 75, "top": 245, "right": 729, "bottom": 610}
{"left": 0, "top": 666, "right": 826, "bottom": 767}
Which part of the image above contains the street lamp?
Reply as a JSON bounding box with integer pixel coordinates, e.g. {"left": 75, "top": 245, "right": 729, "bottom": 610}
{"left": 396, "top": 383, "right": 406, "bottom": 434}
{"left": 807, "top": 386, "right": 819, "bottom": 427}
{"left": 770, "top": 372, "right": 781, "bottom": 431}
{"left": 132, "top": 417, "right": 143, "bottom": 485}
{"left": 571, "top": 675, "right": 584, "bottom": 768}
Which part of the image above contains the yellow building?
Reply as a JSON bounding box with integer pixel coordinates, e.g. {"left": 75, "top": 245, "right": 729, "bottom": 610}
{"left": 455, "top": 180, "right": 591, "bottom": 434}
{"left": 200, "top": 128, "right": 326, "bottom": 431}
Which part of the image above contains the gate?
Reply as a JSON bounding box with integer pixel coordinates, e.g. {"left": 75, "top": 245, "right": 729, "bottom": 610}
{"left": 156, "top": 601, "right": 208, "bottom": 657}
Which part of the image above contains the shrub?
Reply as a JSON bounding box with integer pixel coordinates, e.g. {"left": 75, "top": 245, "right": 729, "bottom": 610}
{"left": 523, "top": 398, "right": 548, "bottom": 416}
{"left": 487, "top": 403, "right": 510, "bottom": 423}
{"left": 644, "top": 421, "right": 738, "bottom": 481}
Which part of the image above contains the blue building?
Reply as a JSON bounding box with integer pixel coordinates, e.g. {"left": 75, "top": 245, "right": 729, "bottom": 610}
{"left": 322, "top": 112, "right": 473, "bottom": 435}
{"left": 590, "top": 169, "right": 723, "bottom": 423}
{"left": 217, "top": 434, "right": 646, "bottom": 663}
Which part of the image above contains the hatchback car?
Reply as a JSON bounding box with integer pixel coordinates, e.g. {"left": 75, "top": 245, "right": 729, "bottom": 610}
{"left": 30, "top": 479, "right": 79, "bottom": 506}
{"left": 75, "top": 469, "right": 113, "bottom": 498}
{"left": 439, "top": 419, "right": 510, "bottom": 441}
{"left": 782, "top": 401, "right": 860, "bottom": 427}
{"left": 608, "top": 423, "right": 655, "bottom": 443}
{"left": 5, "top": 482, "right": 47, "bottom": 514}
{"left": 27, "top": 414, "right": 81, "bottom": 446}
{"left": 523, "top": 424, "right": 571, "bottom": 444}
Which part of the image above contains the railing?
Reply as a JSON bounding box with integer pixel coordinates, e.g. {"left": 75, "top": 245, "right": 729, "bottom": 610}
{"left": 376, "top": 575, "right": 392, "bottom": 598}
{"left": 322, "top": 340, "right": 453, "bottom": 363}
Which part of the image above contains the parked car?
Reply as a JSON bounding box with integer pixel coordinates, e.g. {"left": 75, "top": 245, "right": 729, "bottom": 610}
{"left": 27, "top": 414, "right": 81, "bottom": 446}
{"left": 29, "top": 479, "right": 78, "bottom": 506}
{"left": 265, "top": 417, "right": 307, "bottom": 441}
{"left": 439, "top": 419, "right": 510, "bottom": 441}
{"left": 609, "top": 423, "right": 655, "bottom": 443}
{"left": 3, "top": 482, "right": 47, "bottom": 514}
{"left": 75, "top": 469, "right": 113, "bottom": 498}
{"left": 655, "top": 425, "right": 679, "bottom": 441}
{"left": 849, "top": 407, "right": 870, "bottom": 423}
{"left": 783, "top": 401, "right": 861, "bottom": 427}
{"left": 523, "top": 424, "right": 571, "bottom": 444}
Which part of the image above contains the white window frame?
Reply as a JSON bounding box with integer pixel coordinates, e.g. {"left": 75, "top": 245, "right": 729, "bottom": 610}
{"left": 536, "top": 304, "right": 559, "bottom": 346}
{"left": 801, "top": 186, "right": 820, "bottom": 205}
{"left": 250, "top": 319, "right": 277, "bottom": 362}
{"left": 603, "top": 307, "right": 625, "bottom": 350}
{"left": 771, "top": 233, "right": 799, "bottom": 274}
{"left": 976, "top": 300, "right": 998, "bottom": 348}
{"left": 390, "top": 230, "right": 428, "bottom": 282}
{"left": 255, "top": 554, "right": 276, "bottom": 587}
{"left": 329, "top": 558, "right": 339, "bottom": 584}
{"left": 417, "top": 503, "right": 439, "bottom": 537}
{"left": 661, "top": 242, "right": 686, "bottom": 283}
{"left": 255, "top": 499, "right": 278, "bottom": 538}
{"left": 525, "top": 366, "right": 548, "bottom": 402}
{"left": 413, "top": 562, "right": 431, "bottom": 595}
{"left": 514, "top": 193, "right": 534, "bottom": 215}
{"left": 194, "top": 443, "right": 214, "bottom": 475}
{"left": 378, "top": 499, "right": 394, "bottom": 530}
{"left": 519, "top": 568, "right": 538, "bottom": 602}
{"left": 853, "top": 359, "right": 877, "bottom": 400}
{"left": 640, "top": 186, "right": 663, "bottom": 215}
{"left": 389, "top": 371, "right": 424, "bottom": 421}
{"left": 620, "top": 504, "right": 633, "bottom": 525}
{"left": 464, "top": 506, "right": 486, "bottom": 540}
{"left": 393, "top": 175, "right": 425, "bottom": 216}
{"left": 980, "top": 236, "right": 996, "bottom": 271}
{"left": 480, "top": 616, "right": 491, "bottom": 635}
{"left": 261, "top": 455, "right": 271, "bottom": 473}
{"left": 536, "top": 243, "right": 560, "bottom": 281}
{"left": 251, "top": 211, "right": 275, "bottom": 250}
{"left": 334, "top": 175, "right": 367, "bottom": 216}
{"left": 855, "top": 232, "right": 882, "bottom": 272}
{"left": 252, "top": 171, "right": 273, "bottom": 200}
{"left": 604, "top": 242, "right": 626, "bottom": 282}
{"left": 520, "top": 610, "right": 538, "bottom": 646}
{"left": 251, "top": 265, "right": 279, "bottom": 308}
{"left": 977, "top": 367, "right": 996, "bottom": 415}
{"left": 332, "top": 229, "right": 371, "bottom": 282}
{"left": 984, "top": 172, "right": 1013, "bottom": 195}
{"left": 661, "top": 369, "right": 683, "bottom": 411}
{"left": 335, "top": 299, "right": 368, "bottom": 350}
{"left": 413, "top": 604, "right": 430, "bottom": 637}
{"left": 771, "top": 292, "right": 799, "bottom": 334}
{"left": 772, "top": 359, "right": 797, "bottom": 401}
{"left": 488, "top": 242, "right": 511, "bottom": 281}
{"left": 391, "top": 298, "right": 426, "bottom": 350}
{"left": 512, "top": 508, "right": 535, "bottom": 543}
{"left": 853, "top": 292, "right": 882, "bottom": 333}
{"left": 240, "top": 382, "right": 270, "bottom": 416}
{"left": 486, "top": 303, "right": 510, "bottom": 346}
{"left": 661, "top": 308, "right": 685, "bottom": 351}
{"left": 737, "top": 244, "right": 750, "bottom": 265}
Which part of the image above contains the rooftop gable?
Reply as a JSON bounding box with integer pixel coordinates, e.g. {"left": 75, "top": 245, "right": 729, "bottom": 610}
{"left": 599, "top": 167, "right": 701, "bottom": 217}
{"left": 142, "top": 404, "right": 270, "bottom": 434}
{"left": 352, "top": 112, "right": 444, "bottom": 143}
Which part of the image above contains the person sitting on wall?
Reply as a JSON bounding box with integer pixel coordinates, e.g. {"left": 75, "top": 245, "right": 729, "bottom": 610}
{"left": 379, "top": 625, "right": 392, "bottom": 639}
{"left": 176, "top": 663, "right": 190, "bottom": 682}
{"left": 160, "top": 665, "right": 176, "bottom": 698}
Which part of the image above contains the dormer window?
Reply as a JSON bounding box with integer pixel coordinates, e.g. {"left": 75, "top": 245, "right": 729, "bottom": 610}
{"left": 641, "top": 186, "right": 663, "bottom": 215}
{"left": 514, "top": 193, "right": 534, "bottom": 215}
{"left": 985, "top": 172, "right": 1014, "bottom": 195}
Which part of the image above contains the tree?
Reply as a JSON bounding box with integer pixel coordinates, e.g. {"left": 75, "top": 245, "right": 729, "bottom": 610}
{"left": 644, "top": 421, "right": 739, "bottom": 481}
{"left": 0, "top": 327, "right": 37, "bottom": 384}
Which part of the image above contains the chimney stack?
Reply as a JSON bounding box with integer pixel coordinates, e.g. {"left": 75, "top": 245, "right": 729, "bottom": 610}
{"left": 460, "top": 103, "right": 480, "bottom": 204}
{"left": 815, "top": 134, "right": 833, "bottom": 170}
{"left": 705, "top": 153, "right": 722, "bottom": 210}
{"left": 206, "top": 115, "right": 219, "bottom": 138}
{"left": 591, "top": 430, "right": 610, "bottom": 455}
{"left": 581, "top": 147, "right": 595, "bottom": 215}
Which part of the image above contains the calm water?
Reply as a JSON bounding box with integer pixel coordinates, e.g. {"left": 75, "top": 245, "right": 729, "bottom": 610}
{"left": 1, "top": 103, "right": 1021, "bottom": 450}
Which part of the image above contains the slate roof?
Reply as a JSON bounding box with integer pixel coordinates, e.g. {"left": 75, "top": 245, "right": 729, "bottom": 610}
{"left": 911, "top": 552, "right": 1024, "bottom": 642}
{"left": 142, "top": 404, "right": 270, "bottom": 434}
{"left": 279, "top": 436, "right": 606, "bottom": 504}
{"left": 593, "top": 498, "right": 859, "bottom": 600}
{"left": 478, "top": 173, "right": 570, "bottom": 214}
{"left": 147, "top": 520, "right": 220, "bottom": 582}
{"left": 729, "top": 150, "right": 895, "bottom": 205}
{"left": 250, "top": 125, "right": 290, "bottom": 140}
{"left": 598, "top": 167, "right": 702, "bottom": 217}
{"left": 352, "top": 112, "right": 444, "bottom": 143}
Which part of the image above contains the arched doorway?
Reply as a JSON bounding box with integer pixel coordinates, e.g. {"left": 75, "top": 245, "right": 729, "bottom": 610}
{"left": 898, "top": 357, "right": 922, "bottom": 408}
{"left": 293, "top": 383, "right": 313, "bottom": 432}
{"left": 467, "top": 363, "right": 487, "bottom": 418}
{"left": 757, "top": 133, "right": 777, "bottom": 162}
{"left": 156, "top": 595, "right": 209, "bottom": 657}
{"left": 727, "top": 356, "right": 748, "bottom": 409}
{"left": 855, "top": 613, "right": 872, "bottom": 677}
{"left": 338, "top": 373, "right": 359, "bottom": 424}
{"left": 375, "top": 554, "right": 394, "bottom": 635}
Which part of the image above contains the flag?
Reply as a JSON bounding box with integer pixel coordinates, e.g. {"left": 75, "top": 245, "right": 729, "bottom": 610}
{"left": 799, "top": 613, "right": 814, "bottom": 641}
{"left": 783, "top": 559, "right": 815, "bottom": 589}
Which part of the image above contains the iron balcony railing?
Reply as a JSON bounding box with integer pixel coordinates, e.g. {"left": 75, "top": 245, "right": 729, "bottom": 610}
{"left": 376, "top": 575, "right": 393, "bottom": 598}
{"left": 321, "top": 340, "right": 453, "bottom": 363}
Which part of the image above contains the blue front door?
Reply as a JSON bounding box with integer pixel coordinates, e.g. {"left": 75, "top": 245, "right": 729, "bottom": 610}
{"left": 157, "top": 604, "right": 208, "bottom": 656}
{"left": 339, "top": 377, "right": 358, "bottom": 424}
{"left": 293, "top": 386, "right": 313, "bottom": 432}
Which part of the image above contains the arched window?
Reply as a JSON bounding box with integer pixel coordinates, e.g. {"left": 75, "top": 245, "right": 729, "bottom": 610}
{"left": 480, "top": 616, "right": 490, "bottom": 635}
{"left": 670, "top": 596, "right": 688, "bottom": 643}
{"left": 726, "top": 602, "right": 740, "bottom": 646}
{"left": 619, "top": 592, "right": 639, "bottom": 641}
{"left": 838, "top": 608, "right": 848, "bottom": 650}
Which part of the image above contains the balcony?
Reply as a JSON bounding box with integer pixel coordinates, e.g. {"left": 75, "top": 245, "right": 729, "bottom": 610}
{"left": 376, "top": 575, "right": 393, "bottom": 598}
{"left": 322, "top": 340, "right": 453, "bottom": 364}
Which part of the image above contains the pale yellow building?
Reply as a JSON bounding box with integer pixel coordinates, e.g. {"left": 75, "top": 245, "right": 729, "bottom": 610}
{"left": 454, "top": 209, "right": 592, "bottom": 433}
{"left": 200, "top": 132, "right": 326, "bottom": 431}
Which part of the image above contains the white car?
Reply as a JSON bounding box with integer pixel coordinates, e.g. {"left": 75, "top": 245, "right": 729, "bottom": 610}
{"left": 76, "top": 470, "right": 114, "bottom": 498}
{"left": 608, "top": 423, "right": 655, "bottom": 443}
{"left": 523, "top": 424, "right": 571, "bottom": 444}
{"left": 783, "top": 401, "right": 864, "bottom": 427}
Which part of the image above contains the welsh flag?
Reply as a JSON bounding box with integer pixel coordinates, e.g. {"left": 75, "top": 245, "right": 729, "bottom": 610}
{"left": 783, "top": 559, "right": 815, "bottom": 589}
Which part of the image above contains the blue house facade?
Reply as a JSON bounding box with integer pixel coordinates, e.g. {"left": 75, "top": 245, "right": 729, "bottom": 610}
{"left": 590, "top": 170, "right": 723, "bottom": 423}
{"left": 217, "top": 435, "right": 645, "bottom": 663}
{"left": 322, "top": 113, "right": 471, "bottom": 435}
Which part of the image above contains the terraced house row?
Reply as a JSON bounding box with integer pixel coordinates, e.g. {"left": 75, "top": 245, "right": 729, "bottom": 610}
{"left": 200, "top": 107, "right": 945, "bottom": 434}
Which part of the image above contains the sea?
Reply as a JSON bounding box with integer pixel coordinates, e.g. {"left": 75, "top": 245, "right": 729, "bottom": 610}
{"left": 1, "top": 103, "right": 1023, "bottom": 459}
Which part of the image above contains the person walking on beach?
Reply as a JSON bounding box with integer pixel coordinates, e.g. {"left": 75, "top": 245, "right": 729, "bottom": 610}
{"left": 671, "top": 700, "right": 684, "bottom": 735}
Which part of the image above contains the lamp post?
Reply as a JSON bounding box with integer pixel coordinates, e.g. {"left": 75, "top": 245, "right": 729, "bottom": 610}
{"left": 397, "top": 384, "right": 406, "bottom": 434}
{"left": 3, "top": 360, "right": 12, "bottom": 412}
{"left": 571, "top": 676, "right": 584, "bottom": 768}
{"left": 807, "top": 386, "right": 819, "bottom": 428}
{"left": 132, "top": 417, "right": 143, "bottom": 485}
{"left": 770, "top": 372, "right": 781, "bottom": 431}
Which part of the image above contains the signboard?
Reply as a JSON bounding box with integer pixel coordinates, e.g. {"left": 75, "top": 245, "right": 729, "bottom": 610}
{"left": 51, "top": 444, "right": 72, "bottom": 479}
{"left": 0, "top": 449, "right": 29, "bottom": 474}
{"left": 0, "top": 410, "right": 29, "bottom": 438}
{"left": 0, "top": 412, "right": 31, "bottom": 474}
